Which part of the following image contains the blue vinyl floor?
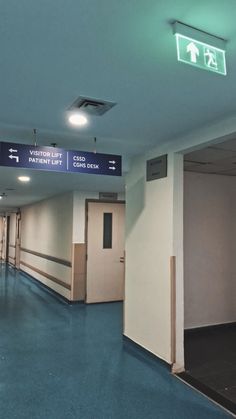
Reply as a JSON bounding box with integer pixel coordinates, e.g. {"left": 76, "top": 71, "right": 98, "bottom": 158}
{"left": 0, "top": 264, "right": 232, "bottom": 419}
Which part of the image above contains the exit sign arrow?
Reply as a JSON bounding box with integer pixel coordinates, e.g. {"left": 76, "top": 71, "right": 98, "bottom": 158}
{"left": 187, "top": 42, "right": 199, "bottom": 63}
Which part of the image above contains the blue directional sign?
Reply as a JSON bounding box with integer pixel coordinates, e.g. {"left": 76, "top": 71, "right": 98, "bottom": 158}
{"left": 0, "top": 142, "right": 121, "bottom": 176}
{"left": 0, "top": 143, "right": 68, "bottom": 172}
{"left": 68, "top": 150, "right": 119, "bottom": 175}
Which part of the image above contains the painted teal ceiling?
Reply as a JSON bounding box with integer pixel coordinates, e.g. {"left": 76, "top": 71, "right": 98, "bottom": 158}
{"left": 0, "top": 0, "right": 236, "bottom": 207}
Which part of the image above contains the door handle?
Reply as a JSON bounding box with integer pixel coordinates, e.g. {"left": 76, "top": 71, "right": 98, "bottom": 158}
{"left": 120, "top": 257, "right": 125, "bottom": 263}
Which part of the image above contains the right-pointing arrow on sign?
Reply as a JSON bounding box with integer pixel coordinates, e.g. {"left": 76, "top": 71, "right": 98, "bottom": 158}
{"left": 187, "top": 42, "right": 199, "bottom": 63}
{"left": 109, "top": 160, "right": 116, "bottom": 164}
{"left": 109, "top": 166, "right": 116, "bottom": 170}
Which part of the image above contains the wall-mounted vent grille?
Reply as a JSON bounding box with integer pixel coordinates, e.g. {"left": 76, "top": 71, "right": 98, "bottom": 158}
{"left": 69, "top": 96, "right": 116, "bottom": 116}
{"left": 99, "top": 192, "right": 118, "bottom": 200}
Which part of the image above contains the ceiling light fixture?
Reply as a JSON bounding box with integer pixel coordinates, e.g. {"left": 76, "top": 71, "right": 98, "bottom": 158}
{"left": 18, "top": 176, "right": 30, "bottom": 182}
{"left": 68, "top": 113, "right": 88, "bottom": 126}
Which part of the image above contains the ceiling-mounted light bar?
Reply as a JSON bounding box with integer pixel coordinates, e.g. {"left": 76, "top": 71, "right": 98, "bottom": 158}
{"left": 18, "top": 176, "right": 30, "bottom": 182}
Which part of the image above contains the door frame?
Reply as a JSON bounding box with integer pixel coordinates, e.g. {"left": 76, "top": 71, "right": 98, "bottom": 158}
{"left": 5, "top": 215, "right": 10, "bottom": 263}
{"left": 85, "top": 199, "right": 125, "bottom": 303}
{"left": 15, "top": 212, "right": 21, "bottom": 269}
{"left": 0, "top": 216, "right": 3, "bottom": 260}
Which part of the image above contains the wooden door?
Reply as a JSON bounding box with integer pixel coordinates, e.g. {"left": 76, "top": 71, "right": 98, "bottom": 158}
{"left": 86, "top": 201, "right": 125, "bottom": 303}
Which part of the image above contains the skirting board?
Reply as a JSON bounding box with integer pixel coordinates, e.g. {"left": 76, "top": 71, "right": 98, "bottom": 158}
{"left": 123, "top": 335, "right": 171, "bottom": 371}
{"left": 20, "top": 269, "right": 83, "bottom": 305}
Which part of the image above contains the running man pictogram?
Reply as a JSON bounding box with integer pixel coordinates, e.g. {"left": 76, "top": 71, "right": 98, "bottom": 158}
{"left": 204, "top": 47, "right": 218, "bottom": 69}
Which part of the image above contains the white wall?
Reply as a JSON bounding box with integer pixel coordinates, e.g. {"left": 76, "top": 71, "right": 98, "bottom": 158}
{"left": 184, "top": 172, "right": 236, "bottom": 329}
{"left": 73, "top": 191, "right": 125, "bottom": 243}
{"left": 125, "top": 110, "right": 236, "bottom": 370}
{"left": 19, "top": 190, "right": 125, "bottom": 300}
{"left": 20, "top": 192, "right": 73, "bottom": 299}
{"left": 125, "top": 152, "right": 183, "bottom": 365}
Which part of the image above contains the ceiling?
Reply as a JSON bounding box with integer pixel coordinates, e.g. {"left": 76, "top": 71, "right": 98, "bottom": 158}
{"left": 185, "top": 138, "right": 236, "bottom": 176}
{"left": 1, "top": 0, "right": 236, "bottom": 209}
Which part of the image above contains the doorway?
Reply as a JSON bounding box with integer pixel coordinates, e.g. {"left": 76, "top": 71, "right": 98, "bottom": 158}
{"left": 86, "top": 200, "right": 125, "bottom": 304}
{"left": 182, "top": 139, "right": 236, "bottom": 414}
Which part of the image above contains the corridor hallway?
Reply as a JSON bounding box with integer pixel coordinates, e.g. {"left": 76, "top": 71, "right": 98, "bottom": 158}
{"left": 0, "top": 265, "right": 231, "bottom": 419}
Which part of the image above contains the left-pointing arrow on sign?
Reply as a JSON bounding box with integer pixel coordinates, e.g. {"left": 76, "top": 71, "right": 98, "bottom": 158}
{"left": 9, "top": 148, "right": 18, "bottom": 153}
{"left": 9, "top": 155, "right": 19, "bottom": 162}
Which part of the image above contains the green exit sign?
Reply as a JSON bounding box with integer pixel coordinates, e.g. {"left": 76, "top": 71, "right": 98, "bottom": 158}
{"left": 173, "top": 23, "right": 226, "bottom": 76}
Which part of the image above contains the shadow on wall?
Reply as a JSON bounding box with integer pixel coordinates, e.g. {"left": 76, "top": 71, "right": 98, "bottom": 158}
{"left": 126, "top": 177, "right": 145, "bottom": 236}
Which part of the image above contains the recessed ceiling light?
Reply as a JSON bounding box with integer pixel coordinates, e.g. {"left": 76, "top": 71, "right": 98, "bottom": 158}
{"left": 68, "top": 113, "right": 88, "bottom": 126}
{"left": 18, "top": 176, "right": 30, "bottom": 182}
{"left": 0, "top": 196, "right": 2, "bottom": 200}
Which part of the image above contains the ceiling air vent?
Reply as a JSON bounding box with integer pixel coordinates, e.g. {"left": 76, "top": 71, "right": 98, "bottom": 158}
{"left": 69, "top": 96, "right": 116, "bottom": 116}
